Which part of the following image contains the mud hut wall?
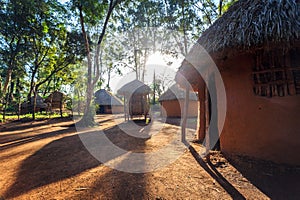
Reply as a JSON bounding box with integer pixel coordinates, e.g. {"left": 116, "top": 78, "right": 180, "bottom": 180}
{"left": 97, "top": 105, "right": 123, "bottom": 114}
{"left": 218, "top": 54, "right": 300, "bottom": 165}
{"left": 50, "top": 102, "right": 64, "bottom": 110}
{"left": 160, "top": 100, "right": 198, "bottom": 117}
{"left": 111, "top": 105, "right": 124, "bottom": 114}
{"left": 128, "top": 93, "right": 149, "bottom": 116}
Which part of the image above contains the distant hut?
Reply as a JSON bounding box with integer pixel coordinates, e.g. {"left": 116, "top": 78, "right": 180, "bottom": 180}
{"left": 159, "top": 84, "right": 198, "bottom": 117}
{"left": 21, "top": 95, "right": 48, "bottom": 114}
{"left": 45, "top": 91, "right": 65, "bottom": 116}
{"left": 176, "top": 0, "right": 300, "bottom": 165}
{"left": 94, "top": 89, "right": 123, "bottom": 114}
{"left": 117, "top": 79, "right": 151, "bottom": 120}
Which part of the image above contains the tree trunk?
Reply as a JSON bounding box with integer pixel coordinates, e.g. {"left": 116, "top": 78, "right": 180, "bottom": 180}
{"left": 60, "top": 96, "right": 63, "bottom": 118}
{"left": 77, "top": 0, "right": 120, "bottom": 126}
{"left": 2, "top": 69, "right": 12, "bottom": 95}
{"left": 76, "top": 89, "right": 81, "bottom": 116}
{"left": 134, "top": 49, "right": 139, "bottom": 80}
{"left": 107, "top": 66, "right": 111, "bottom": 91}
{"left": 219, "top": 0, "right": 223, "bottom": 16}
{"left": 18, "top": 96, "right": 21, "bottom": 121}
{"left": 77, "top": 5, "right": 96, "bottom": 126}
{"left": 32, "top": 88, "right": 38, "bottom": 120}
{"left": 9, "top": 81, "right": 15, "bottom": 102}
{"left": 141, "top": 48, "right": 148, "bottom": 83}
{"left": 181, "top": 0, "right": 188, "bottom": 56}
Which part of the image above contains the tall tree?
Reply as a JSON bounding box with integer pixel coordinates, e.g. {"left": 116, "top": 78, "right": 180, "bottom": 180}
{"left": 71, "top": 0, "right": 122, "bottom": 126}
{"left": 0, "top": 0, "right": 30, "bottom": 119}
{"left": 19, "top": 0, "right": 84, "bottom": 119}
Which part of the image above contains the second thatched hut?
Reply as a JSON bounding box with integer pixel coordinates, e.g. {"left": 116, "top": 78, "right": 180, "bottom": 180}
{"left": 21, "top": 95, "right": 48, "bottom": 114}
{"left": 159, "top": 84, "right": 198, "bottom": 117}
{"left": 45, "top": 91, "right": 65, "bottom": 117}
{"left": 94, "top": 89, "right": 123, "bottom": 114}
{"left": 117, "top": 79, "right": 151, "bottom": 120}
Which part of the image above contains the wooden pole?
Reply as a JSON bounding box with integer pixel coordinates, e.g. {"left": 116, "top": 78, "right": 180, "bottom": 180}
{"left": 197, "top": 77, "right": 206, "bottom": 141}
{"left": 285, "top": 53, "right": 296, "bottom": 95}
{"left": 123, "top": 96, "right": 127, "bottom": 121}
{"left": 181, "top": 84, "right": 190, "bottom": 143}
{"left": 205, "top": 86, "right": 210, "bottom": 158}
{"left": 60, "top": 93, "right": 63, "bottom": 118}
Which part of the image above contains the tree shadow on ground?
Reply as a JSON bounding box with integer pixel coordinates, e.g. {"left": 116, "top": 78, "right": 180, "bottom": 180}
{"left": 0, "top": 117, "right": 72, "bottom": 132}
{"left": 226, "top": 155, "right": 300, "bottom": 200}
{"left": 73, "top": 120, "right": 150, "bottom": 199}
{"left": 4, "top": 120, "right": 151, "bottom": 199}
{"left": 3, "top": 132, "right": 101, "bottom": 199}
{"left": 185, "top": 143, "right": 246, "bottom": 200}
{"left": 0, "top": 126, "right": 76, "bottom": 150}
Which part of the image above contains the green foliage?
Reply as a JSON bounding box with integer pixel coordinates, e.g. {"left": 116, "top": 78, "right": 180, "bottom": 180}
{"left": 0, "top": 112, "right": 69, "bottom": 121}
{"left": 221, "top": 0, "right": 238, "bottom": 14}
{"left": 0, "top": 0, "right": 237, "bottom": 120}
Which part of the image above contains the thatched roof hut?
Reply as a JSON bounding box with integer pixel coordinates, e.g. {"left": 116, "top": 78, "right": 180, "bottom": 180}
{"left": 45, "top": 91, "right": 63, "bottom": 101}
{"left": 45, "top": 91, "right": 64, "bottom": 108}
{"left": 44, "top": 91, "right": 66, "bottom": 117}
{"left": 200, "top": 0, "right": 299, "bottom": 55}
{"left": 159, "top": 84, "right": 198, "bottom": 117}
{"left": 22, "top": 95, "right": 47, "bottom": 108}
{"left": 117, "top": 79, "right": 151, "bottom": 95}
{"left": 117, "top": 79, "right": 151, "bottom": 120}
{"left": 176, "top": 0, "right": 300, "bottom": 165}
{"left": 94, "top": 89, "right": 123, "bottom": 114}
{"left": 159, "top": 84, "right": 198, "bottom": 101}
{"left": 21, "top": 95, "right": 48, "bottom": 114}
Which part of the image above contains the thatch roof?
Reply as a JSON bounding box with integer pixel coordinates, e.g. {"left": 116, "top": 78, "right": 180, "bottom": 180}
{"left": 94, "top": 89, "right": 123, "bottom": 106}
{"left": 117, "top": 79, "right": 151, "bottom": 95}
{"left": 159, "top": 84, "right": 198, "bottom": 102}
{"left": 45, "top": 91, "right": 64, "bottom": 103}
{"left": 22, "top": 95, "right": 48, "bottom": 108}
{"left": 175, "top": 0, "right": 300, "bottom": 88}
{"left": 198, "top": 0, "right": 300, "bottom": 54}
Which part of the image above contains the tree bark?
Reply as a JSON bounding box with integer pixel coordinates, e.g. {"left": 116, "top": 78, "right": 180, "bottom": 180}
{"left": 32, "top": 87, "right": 37, "bottom": 120}
{"left": 2, "top": 69, "right": 12, "bottom": 96}
{"left": 219, "top": 0, "right": 223, "bottom": 16}
{"left": 77, "top": 0, "right": 121, "bottom": 126}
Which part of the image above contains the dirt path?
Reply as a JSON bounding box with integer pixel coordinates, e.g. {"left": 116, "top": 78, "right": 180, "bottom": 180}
{"left": 0, "top": 115, "right": 299, "bottom": 199}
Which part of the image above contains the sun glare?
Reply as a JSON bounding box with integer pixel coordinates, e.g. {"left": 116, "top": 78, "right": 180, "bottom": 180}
{"left": 147, "top": 52, "right": 166, "bottom": 65}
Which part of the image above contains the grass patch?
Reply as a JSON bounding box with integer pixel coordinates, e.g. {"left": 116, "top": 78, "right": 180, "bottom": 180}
{"left": 0, "top": 112, "right": 70, "bottom": 122}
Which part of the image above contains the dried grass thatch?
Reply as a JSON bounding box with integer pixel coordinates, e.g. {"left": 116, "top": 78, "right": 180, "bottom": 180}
{"left": 21, "top": 95, "right": 48, "bottom": 114}
{"left": 176, "top": 0, "right": 300, "bottom": 88}
{"left": 117, "top": 79, "right": 151, "bottom": 120}
{"left": 117, "top": 79, "right": 151, "bottom": 95}
{"left": 159, "top": 84, "right": 198, "bottom": 102}
{"left": 94, "top": 89, "right": 123, "bottom": 106}
{"left": 199, "top": 0, "right": 300, "bottom": 54}
{"left": 22, "top": 95, "right": 47, "bottom": 109}
{"left": 45, "top": 91, "right": 64, "bottom": 103}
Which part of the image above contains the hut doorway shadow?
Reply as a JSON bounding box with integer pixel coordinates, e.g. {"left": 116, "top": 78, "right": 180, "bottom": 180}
{"left": 98, "top": 105, "right": 106, "bottom": 114}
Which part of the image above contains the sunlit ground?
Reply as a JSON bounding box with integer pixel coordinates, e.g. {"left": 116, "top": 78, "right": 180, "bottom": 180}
{"left": 0, "top": 114, "right": 277, "bottom": 199}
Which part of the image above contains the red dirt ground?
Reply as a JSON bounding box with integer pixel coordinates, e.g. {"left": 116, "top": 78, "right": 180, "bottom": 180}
{"left": 0, "top": 115, "right": 299, "bottom": 199}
